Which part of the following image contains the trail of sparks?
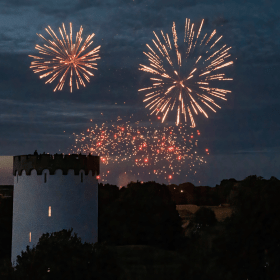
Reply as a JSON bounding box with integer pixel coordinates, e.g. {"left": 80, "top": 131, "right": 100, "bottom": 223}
{"left": 69, "top": 116, "right": 207, "bottom": 183}
{"left": 29, "top": 22, "right": 101, "bottom": 92}
{"left": 139, "top": 18, "right": 233, "bottom": 127}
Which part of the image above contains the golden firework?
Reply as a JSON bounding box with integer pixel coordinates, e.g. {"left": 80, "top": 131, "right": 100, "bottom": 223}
{"left": 139, "top": 18, "right": 233, "bottom": 127}
{"left": 29, "top": 23, "right": 101, "bottom": 92}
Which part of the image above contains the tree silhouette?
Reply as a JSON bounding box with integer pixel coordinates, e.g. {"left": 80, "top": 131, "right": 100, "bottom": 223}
{"left": 101, "top": 181, "right": 184, "bottom": 250}
{"left": 193, "top": 207, "right": 217, "bottom": 227}
{"left": 98, "top": 183, "right": 120, "bottom": 243}
{"left": 14, "top": 228, "right": 95, "bottom": 280}
{"left": 210, "top": 176, "right": 280, "bottom": 279}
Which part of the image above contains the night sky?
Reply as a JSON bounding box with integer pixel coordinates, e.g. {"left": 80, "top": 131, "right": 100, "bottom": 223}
{"left": 0, "top": 0, "right": 279, "bottom": 187}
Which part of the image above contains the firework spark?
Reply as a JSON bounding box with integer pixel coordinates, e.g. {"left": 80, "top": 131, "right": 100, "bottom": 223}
{"left": 139, "top": 18, "right": 233, "bottom": 127}
{"left": 29, "top": 23, "right": 101, "bottom": 92}
{"left": 69, "top": 116, "right": 207, "bottom": 183}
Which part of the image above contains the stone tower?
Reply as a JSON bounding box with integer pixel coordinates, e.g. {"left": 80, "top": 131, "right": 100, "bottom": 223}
{"left": 11, "top": 151, "right": 99, "bottom": 265}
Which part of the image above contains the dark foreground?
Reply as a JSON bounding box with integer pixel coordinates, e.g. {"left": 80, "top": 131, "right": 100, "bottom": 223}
{"left": 0, "top": 176, "right": 280, "bottom": 279}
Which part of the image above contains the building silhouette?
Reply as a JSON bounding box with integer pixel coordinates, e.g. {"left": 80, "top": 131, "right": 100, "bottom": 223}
{"left": 11, "top": 151, "right": 99, "bottom": 265}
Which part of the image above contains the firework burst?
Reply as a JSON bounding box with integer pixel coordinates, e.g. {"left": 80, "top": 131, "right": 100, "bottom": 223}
{"left": 69, "top": 116, "right": 207, "bottom": 183}
{"left": 29, "top": 23, "right": 101, "bottom": 92}
{"left": 139, "top": 18, "right": 233, "bottom": 127}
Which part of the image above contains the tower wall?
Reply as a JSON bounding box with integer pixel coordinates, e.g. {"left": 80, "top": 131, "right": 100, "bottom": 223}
{"left": 11, "top": 153, "right": 99, "bottom": 265}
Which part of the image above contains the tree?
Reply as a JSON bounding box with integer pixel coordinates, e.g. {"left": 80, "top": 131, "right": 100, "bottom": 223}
{"left": 14, "top": 228, "right": 95, "bottom": 280}
{"left": 216, "top": 178, "right": 237, "bottom": 204}
{"left": 210, "top": 176, "right": 280, "bottom": 279}
{"left": 98, "top": 183, "right": 120, "bottom": 243}
{"left": 195, "top": 186, "right": 212, "bottom": 206}
{"left": 168, "top": 183, "right": 196, "bottom": 205}
{"left": 181, "top": 206, "right": 221, "bottom": 279}
{"left": 102, "top": 181, "right": 184, "bottom": 250}
{"left": 12, "top": 229, "right": 123, "bottom": 280}
{"left": 0, "top": 258, "right": 15, "bottom": 280}
{"left": 193, "top": 207, "right": 217, "bottom": 228}
{"left": 186, "top": 207, "right": 217, "bottom": 240}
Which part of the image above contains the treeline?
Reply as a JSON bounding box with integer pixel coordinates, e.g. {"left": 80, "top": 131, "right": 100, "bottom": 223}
{"left": 1, "top": 176, "right": 280, "bottom": 279}
{"left": 168, "top": 178, "right": 238, "bottom": 206}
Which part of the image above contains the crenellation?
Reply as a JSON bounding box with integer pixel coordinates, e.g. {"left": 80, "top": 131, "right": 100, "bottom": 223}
{"left": 13, "top": 152, "right": 99, "bottom": 176}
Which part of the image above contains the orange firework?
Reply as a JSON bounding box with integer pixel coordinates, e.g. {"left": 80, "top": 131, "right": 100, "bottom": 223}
{"left": 69, "top": 115, "right": 207, "bottom": 183}
{"left": 29, "top": 23, "right": 101, "bottom": 92}
{"left": 139, "top": 18, "right": 234, "bottom": 127}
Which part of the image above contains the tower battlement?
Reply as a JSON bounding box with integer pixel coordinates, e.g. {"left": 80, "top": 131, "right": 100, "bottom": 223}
{"left": 13, "top": 152, "right": 99, "bottom": 176}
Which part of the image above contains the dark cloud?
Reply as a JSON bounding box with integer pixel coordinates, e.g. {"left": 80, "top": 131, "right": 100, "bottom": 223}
{"left": 212, "top": 16, "right": 228, "bottom": 27}
{"left": 2, "top": 0, "right": 37, "bottom": 7}
{"left": 118, "top": 0, "right": 196, "bottom": 9}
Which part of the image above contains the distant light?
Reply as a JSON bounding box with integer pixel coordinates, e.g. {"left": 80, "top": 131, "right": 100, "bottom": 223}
{"left": 96, "top": 175, "right": 100, "bottom": 179}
